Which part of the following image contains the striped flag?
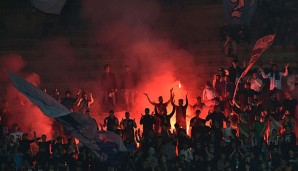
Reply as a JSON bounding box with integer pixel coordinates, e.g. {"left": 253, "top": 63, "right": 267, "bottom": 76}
{"left": 233, "top": 34, "right": 276, "bottom": 99}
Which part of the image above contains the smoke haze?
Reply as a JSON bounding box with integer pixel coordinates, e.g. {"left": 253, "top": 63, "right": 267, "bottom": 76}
{"left": 0, "top": 54, "right": 53, "bottom": 138}
{"left": 80, "top": 0, "right": 203, "bottom": 131}
{"left": 1, "top": 0, "right": 206, "bottom": 134}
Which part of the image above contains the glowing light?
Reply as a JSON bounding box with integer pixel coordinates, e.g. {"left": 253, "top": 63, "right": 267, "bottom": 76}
{"left": 178, "top": 79, "right": 181, "bottom": 88}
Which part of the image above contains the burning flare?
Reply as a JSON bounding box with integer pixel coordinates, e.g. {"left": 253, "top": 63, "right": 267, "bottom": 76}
{"left": 178, "top": 79, "right": 181, "bottom": 88}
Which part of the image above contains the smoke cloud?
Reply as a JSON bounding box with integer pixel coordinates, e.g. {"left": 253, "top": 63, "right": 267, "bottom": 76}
{"left": 81, "top": 0, "right": 203, "bottom": 131}
{"left": 1, "top": 0, "right": 207, "bottom": 135}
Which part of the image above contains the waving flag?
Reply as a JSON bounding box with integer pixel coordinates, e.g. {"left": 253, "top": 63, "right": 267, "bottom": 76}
{"left": 8, "top": 72, "right": 127, "bottom": 164}
{"left": 241, "top": 34, "right": 275, "bottom": 78}
{"left": 57, "top": 112, "right": 127, "bottom": 162}
{"left": 8, "top": 72, "right": 71, "bottom": 118}
{"left": 233, "top": 34, "right": 276, "bottom": 99}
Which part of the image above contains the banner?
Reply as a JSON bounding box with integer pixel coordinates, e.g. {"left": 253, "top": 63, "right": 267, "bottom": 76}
{"left": 31, "top": 0, "right": 67, "bottom": 14}
{"left": 9, "top": 72, "right": 127, "bottom": 163}
{"left": 223, "top": 0, "right": 257, "bottom": 25}
{"left": 233, "top": 34, "right": 276, "bottom": 99}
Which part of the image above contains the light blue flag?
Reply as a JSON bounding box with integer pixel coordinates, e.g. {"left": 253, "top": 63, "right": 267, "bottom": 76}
{"left": 9, "top": 71, "right": 128, "bottom": 163}
{"left": 8, "top": 71, "right": 71, "bottom": 118}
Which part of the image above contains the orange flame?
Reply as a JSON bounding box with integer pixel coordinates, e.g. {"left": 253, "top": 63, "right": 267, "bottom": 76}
{"left": 178, "top": 79, "right": 181, "bottom": 88}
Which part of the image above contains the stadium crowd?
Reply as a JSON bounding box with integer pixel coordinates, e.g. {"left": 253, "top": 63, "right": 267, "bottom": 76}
{"left": 0, "top": 0, "right": 297, "bottom": 170}
{"left": 0, "top": 60, "right": 297, "bottom": 171}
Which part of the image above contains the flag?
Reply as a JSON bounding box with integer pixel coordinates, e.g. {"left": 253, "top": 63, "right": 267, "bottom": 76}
{"left": 57, "top": 112, "right": 127, "bottom": 162}
{"left": 233, "top": 34, "right": 276, "bottom": 99}
{"left": 8, "top": 72, "right": 127, "bottom": 163}
{"left": 31, "top": 0, "right": 67, "bottom": 14}
{"left": 98, "top": 131, "right": 127, "bottom": 152}
{"left": 240, "top": 34, "right": 276, "bottom": 78}
{"left": 223, "top": 0, "right": 257, "bottom": 25}
{"left": 8, "top": 71, "right": 71, "bottom": 118}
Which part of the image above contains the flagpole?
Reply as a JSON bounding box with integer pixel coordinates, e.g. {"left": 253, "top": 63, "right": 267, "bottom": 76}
{"left": 233, "top": 74, "right": 242, "bottom": 101}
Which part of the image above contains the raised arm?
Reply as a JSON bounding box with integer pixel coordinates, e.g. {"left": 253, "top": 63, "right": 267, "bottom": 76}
{"left": 76, "top": 97, "right": 83, "bottom": 107}
{"left": 259, "top": 67, "right": 268, "bottom": 79}
{"left": 144, "top": 93, "right": 156, "bottom": 105}
{"left": 168, "top": 104, "right": 176, "bottom": 118}
{"left": 88, "top": 93, "right": 94, "bottom": 105}
{"left": 165, "top": 88, "right": 174, "bottom": 105}
{"left": 184, "top": 93, "right": 189, "bottom": 107}
{"left": 282, "top": 63, "right": 289, "bottom": 77}
{"left": 75, "top": 89, "right": 81, "bottom": 103}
